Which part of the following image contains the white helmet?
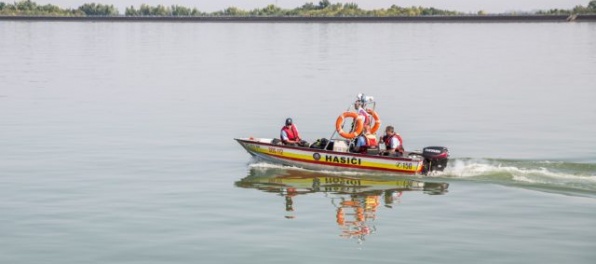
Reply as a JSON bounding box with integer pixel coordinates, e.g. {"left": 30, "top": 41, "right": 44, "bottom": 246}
{"left": 356, "top": 93, "right": 374, "bottom": 103}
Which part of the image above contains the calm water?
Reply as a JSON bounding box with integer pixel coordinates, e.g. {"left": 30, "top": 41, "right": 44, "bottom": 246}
{"left": 1, "top": 21, "right": 595, "bottom": 263}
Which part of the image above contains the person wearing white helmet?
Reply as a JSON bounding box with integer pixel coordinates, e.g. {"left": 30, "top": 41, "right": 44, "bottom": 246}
{"left": 352, "top": 93, "right": 374, "bottom": 153}
{"left": 353, "top": 99, "right": 369, "bottom": 126}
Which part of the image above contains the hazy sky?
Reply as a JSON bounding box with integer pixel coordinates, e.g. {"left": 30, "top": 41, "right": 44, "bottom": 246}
{"left": 32, "top": 0, "right": 590, "bottom": 13}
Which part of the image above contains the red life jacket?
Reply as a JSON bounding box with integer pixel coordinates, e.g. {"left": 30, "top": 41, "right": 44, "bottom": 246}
{"left": 365, "top": 134, "right": 378, "bottom": 148}
{"left": 356, "top": 134, "right": 378, "bottom": 154}
{"left": 281, "top": 125, "right": 300, "bottom": 141}
{"left": 383, "top": 134, "right": 403, "bottom": 151}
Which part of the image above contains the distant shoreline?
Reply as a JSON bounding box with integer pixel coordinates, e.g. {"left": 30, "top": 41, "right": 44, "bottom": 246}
{"left": 1, "top": 14, "right": 596, "bottom": 23}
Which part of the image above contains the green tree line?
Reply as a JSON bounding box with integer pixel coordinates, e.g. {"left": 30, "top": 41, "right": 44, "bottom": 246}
{"left": 123, "top": 0, "right": 460, "bottom": 17}
{"left": 124, "top": 4, "right": 203, "bottom": 16}
{"left": 1, "top": 0, "right": 596, "bottom": 17}
{"left": 537, "top": 0, "right": 596, "bottom": 15}
{"left": 0, "top": 0, "right": 117, "bottom": 16}
{"left": 0, "top": 0, "right": 79, "bottom": 15}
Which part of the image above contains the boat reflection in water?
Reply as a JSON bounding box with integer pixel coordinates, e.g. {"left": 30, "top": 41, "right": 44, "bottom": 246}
{"left": 235, "top": 166, "right": 449, "bottom": 243}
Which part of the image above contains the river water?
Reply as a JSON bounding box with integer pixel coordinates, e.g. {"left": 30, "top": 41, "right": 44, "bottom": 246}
{"left": 1, "top": 21, "right": 595, "bottom": 263}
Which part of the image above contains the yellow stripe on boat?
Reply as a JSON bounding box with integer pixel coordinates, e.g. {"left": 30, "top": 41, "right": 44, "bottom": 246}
{"left": 246, "top": 142, "right": 421, "bottom": 173}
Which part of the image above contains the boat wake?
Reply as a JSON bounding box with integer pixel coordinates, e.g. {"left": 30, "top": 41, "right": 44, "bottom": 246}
{"left": 247, "top": 157, "right": 596, "bottom": 196}
{"left": 442, "top": 158, "right": 596, "bottom": 195}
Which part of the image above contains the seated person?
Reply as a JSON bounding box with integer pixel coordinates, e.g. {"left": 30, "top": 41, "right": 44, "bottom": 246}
{"left": 353, "top": 126, "right": 378, "bottom": 154}
{"left": 380, "top": 125, "right": 404, "bottom": 156}
{"left": 280, "top": 118, "right": 302, "bottom": 146}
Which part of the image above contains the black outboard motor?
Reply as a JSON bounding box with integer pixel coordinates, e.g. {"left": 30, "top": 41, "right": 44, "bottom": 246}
{"left": 422, "top": 146, "right": 449, "bottom": 174}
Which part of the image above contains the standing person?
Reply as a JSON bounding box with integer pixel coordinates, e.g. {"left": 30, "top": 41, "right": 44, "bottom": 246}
{"left": 351, "top": 98, "right": 373, "bottom": 153}
{"left": 355, "top": 93, "right": 375, "bottom": 128}
{"left": 280, "top": 118, "right": 302, "bottom": 146}
{"left": 353, "top": 99, "right": 370, "bottom": 128}
{"left": 380, "top": 125, "right": 404, "bottom": 156}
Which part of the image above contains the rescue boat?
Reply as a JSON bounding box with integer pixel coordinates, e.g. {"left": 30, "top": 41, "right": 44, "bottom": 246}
{"left": 235, "top": 94, "right": 449, "bottom": 175}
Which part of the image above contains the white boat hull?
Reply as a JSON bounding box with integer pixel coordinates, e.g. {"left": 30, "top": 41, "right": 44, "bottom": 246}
{"left": 235, "top": 138, "right": 428, "bottom": 175}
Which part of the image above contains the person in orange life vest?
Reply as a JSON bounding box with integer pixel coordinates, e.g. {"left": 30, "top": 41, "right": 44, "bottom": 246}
{"left": 354, "top": 125, "right": 378, "bottom": 153}
{"left": 380, "top": 125, "right": 404, "bottom": 156}
{"left": 280, "top": 118, "right": 302, "bottom": 145}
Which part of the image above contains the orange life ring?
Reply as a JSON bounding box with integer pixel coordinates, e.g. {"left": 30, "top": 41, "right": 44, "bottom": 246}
{"left": 366, "top": 109, "right": 381, "bottom": 134}
{"left": 335, "top": 112, "right": 363, "bottom": 139}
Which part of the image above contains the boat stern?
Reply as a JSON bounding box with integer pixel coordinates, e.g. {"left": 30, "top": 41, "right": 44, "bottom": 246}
{"left": 421, "top": 146, "right": 449, "bottom": 173}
